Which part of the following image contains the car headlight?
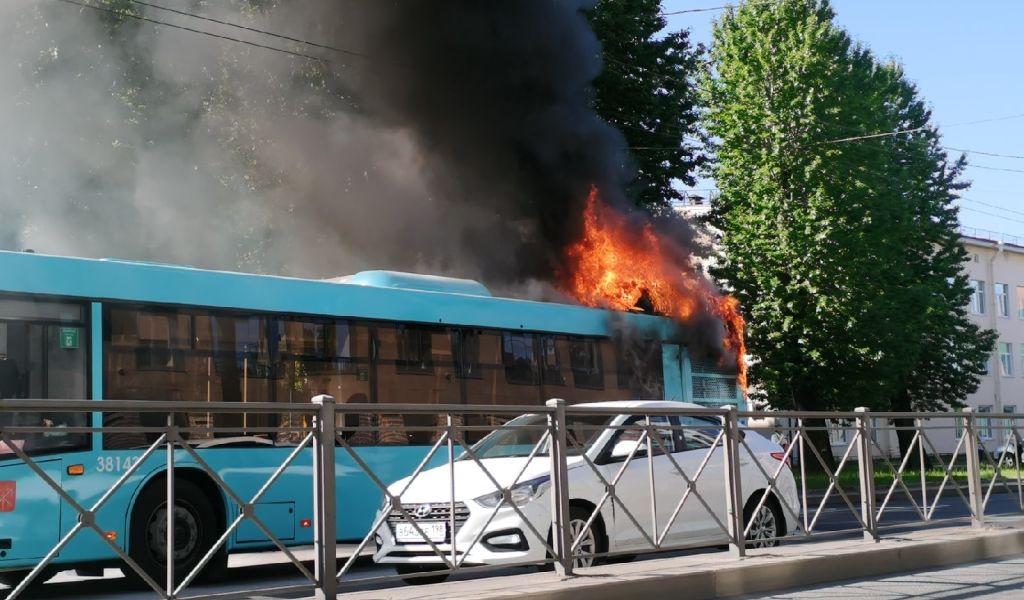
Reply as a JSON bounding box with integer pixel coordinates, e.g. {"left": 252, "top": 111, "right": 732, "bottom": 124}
{"left": 474, "top": 475, "right": 550, "bottom": 508}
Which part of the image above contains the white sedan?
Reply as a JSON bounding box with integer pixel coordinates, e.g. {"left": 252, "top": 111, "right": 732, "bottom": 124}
{"left": 372, "top": 401, "right": 798, "bottom": 584}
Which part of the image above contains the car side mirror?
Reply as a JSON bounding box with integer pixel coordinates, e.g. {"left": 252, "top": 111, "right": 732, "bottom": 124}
{"left": 610, "top": 439, "right": 647, "bottom": 461}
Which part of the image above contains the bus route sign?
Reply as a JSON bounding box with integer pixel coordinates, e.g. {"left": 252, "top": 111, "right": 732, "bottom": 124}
{"left": 59, "top": 327, "right": 79, "bottom": 349}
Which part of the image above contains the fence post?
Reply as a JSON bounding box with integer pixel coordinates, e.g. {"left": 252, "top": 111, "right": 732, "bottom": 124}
{"left": 312, "top": 395, "right": 338, "bottom": 599}
{"left": 962, "top": 407, "right": 985, "bottom": 528}
{"left": 546, "top": 398, "right": 574, "bottom": 576}
{"left": 166, "top": 413, "right": 177, "bottom": 596}
{"left": 854, "top": 407, "right": 878, "bottom": 542}
{"left": 722, "top": 405, "right": 746, "bottom": 558}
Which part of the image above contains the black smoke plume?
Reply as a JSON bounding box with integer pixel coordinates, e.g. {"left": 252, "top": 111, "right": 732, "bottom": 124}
{"left": 331, "top": 0, "right": 632, "bottom": 282}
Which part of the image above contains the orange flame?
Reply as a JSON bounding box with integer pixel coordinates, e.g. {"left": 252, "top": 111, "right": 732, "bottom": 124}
{"left": 561, "top": 187, "right": 747, "bottom": 393}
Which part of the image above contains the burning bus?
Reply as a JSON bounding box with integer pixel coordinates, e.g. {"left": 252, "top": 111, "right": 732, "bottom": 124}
{"left": 0, "top": 248, "right": 742, "bottom": 588}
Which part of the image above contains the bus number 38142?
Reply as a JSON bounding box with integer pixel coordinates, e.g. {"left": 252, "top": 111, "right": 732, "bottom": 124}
{"left": 96, "top": 455, "right": 141, "bottom": 473}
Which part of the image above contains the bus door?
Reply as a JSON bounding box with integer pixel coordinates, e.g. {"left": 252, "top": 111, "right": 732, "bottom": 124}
{"left": 0, "top": 298, "right": 89, "bottom": 564}
{"left": 662, "top": 344, "right": 685, "bottom": 401}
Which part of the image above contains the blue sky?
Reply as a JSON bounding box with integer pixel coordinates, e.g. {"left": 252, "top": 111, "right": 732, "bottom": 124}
{"left": 664, "top": 0, "right": 1024, "bottom": 239}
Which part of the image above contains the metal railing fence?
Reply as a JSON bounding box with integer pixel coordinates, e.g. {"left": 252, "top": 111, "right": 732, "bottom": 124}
{"left": 0, "top": 398, "right": 1021, "bottom": 599}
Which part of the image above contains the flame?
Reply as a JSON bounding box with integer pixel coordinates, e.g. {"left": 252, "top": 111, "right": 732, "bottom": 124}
{"left": 561, "top": 187, "right": 748, "bottom": 393}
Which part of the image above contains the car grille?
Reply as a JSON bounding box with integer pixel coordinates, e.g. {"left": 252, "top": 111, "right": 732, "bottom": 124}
{"left": 387, "top": 501, "right": 471, "bottom": 543}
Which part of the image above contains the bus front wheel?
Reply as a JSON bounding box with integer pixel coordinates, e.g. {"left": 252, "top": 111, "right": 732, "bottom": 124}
{"left": 124, "top": 478, "right": 227, "bottom": 588}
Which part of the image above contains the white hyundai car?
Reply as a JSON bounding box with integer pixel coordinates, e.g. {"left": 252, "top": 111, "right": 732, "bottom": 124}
{"left": 372, "top": 401, "right": 798, "bottom": 584}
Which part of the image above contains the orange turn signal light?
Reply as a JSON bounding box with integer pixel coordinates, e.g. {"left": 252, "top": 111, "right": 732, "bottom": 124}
{"left": 300, "top": 519, "right": 312, "bottom": 528}
{"left": 105, "top": 531, "right": 117, "bottom": 541}
{"left": 67, "top": 464, "right": 85, "bottom": 476}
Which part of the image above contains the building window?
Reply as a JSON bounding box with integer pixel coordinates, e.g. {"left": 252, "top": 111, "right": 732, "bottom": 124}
{"left": 1000, "top": 342, "right": 1014, "bottom": 376}
{"left": 996, "top": 283, "right": 1010, "bottom": 317}
{"left": 969, "top": 280, "right": 986, "bottom": 315}
{"left": 1004, "top": 405, "right": 1017, "bottom": 438}
{"left": 1017, "top": 287, "right": 1024, "bottom": 319}
{"left": 979, "top": 405, "right": 994, "bottom": 439}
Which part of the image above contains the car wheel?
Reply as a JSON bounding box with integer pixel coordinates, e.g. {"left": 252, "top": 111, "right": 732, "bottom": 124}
{"left": 1005, "top": 453, "right": 1017, "bottom": 470}
{"left": 567, "top": 506, "right": 602, "bottom": 569}
{"left": 743, "top": 496, "right": 783, "bottom": 549}
{"left": 124, "top": 478, "right": 226, "bottom": 588}
{"left": 395, "top": 564, "right": 449, "bottom": 585}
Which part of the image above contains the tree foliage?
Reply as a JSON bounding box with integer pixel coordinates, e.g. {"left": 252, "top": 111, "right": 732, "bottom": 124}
{"left": 588, "top": 0, "right": 706, "bottom": 215}
{"left": 703, "top": 0, "right": 994, "bottom": 450}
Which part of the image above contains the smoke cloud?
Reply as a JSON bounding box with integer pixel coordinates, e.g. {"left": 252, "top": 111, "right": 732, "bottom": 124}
{"left": 0, "top": 0, "right": 635, "bottom": 287}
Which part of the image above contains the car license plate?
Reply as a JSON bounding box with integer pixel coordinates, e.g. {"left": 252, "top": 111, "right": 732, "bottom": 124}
{"left": 395, "top": 521, "right": 446, "bottom": 543}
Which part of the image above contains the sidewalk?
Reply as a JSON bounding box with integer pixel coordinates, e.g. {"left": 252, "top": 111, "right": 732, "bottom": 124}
{"left": 730, "top": 554, "right": 1024, "bottom": 599}
{"left": 329, "top": 516, "right": 1024, "bottom": 600}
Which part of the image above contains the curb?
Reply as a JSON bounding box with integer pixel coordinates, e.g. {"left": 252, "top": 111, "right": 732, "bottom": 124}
{"left": 333, "top": 520, "right": 1024, "bottom": 600}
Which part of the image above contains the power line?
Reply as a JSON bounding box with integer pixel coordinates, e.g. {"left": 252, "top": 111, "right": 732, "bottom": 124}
{"left": 959, "top": 198, "right": 1024, "bottom": 219}
{"left": 970, "top": 164, "right": 1024, "bottom": 174}
{"left": 55, "top": 0, "right": 329, "bottom": 63}
{"left": 823, "top": 126, "right": 930, "bottom": 144}
{"left": 662, "top": 4, "right": 736, "bottom": 15}
{"left": 124, "top": 0, "right": 369, "bottom": 59}
{"left": 959, "top": 206, "right": 1024, "bottom": 226}
{"left": 661, "top": 0, "right": 779, "bottom": 16}
{"left": 823, "top": 112, "right": 1024, "bottom": 145}
{"left": 946, "top": 147, "right": 1024, "bottom": 160}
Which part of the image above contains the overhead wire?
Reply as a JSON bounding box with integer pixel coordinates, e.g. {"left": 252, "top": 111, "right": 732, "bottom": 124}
{"left": 958, "top": 206, "right": 1024, "bottom": 226}
{"left": 958, "top": 198, "right": 1024, "bottom": 218}
{"left": 123, "top": 0, "right": 369, "bottom": 59}
{"left": 945, "top": 147, "right": 1024, "bottom": 160}
{"left": 55, "top": 0, "right": 332, "bottom": 63}
{"left": 661, "top": 0, "right": 780, "bottom": 16}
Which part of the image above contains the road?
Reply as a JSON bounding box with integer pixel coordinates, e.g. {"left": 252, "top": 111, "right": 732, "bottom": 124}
{"left": 2, "top": 492, "right": 1021, "bottom": 599}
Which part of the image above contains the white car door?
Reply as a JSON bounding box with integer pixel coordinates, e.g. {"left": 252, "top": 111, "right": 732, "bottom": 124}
{"left": 663, "top": 415, "right": 731, "bottom": 545}
{"left": 599, "top": 415, "right": 679, "bottom": 552}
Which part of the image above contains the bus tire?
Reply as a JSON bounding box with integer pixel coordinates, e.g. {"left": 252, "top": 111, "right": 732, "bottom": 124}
{"left": 124, "top": 478, "right": 226, "bottom": 588}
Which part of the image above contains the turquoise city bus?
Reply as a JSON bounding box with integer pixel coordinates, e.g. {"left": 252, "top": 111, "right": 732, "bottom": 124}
{"left": 0, "top": 249, "right": 742, "bottom": 586}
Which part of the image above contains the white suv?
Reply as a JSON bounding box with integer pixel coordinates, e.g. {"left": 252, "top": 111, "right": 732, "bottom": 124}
{"left": 372, "top": 401, "right": 798, "bottom": 583}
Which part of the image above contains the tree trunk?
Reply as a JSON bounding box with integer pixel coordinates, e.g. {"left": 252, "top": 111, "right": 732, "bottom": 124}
{"left": 800, "top": 418, "right": 837, "bottom": 474}
{"left": 793, "top": 386, "right": 836, "bottom": 474}
{"left": 892, "top": 389, "right": 935, "bottom": 470}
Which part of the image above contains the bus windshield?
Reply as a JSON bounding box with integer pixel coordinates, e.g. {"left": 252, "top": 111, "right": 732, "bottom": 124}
{"left": 466, "top": 413, "right": 611, "bottom": 459}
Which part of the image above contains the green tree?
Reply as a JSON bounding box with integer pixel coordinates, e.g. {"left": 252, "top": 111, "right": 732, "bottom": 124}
{"left": 875, "top": 72, "right": 996, "bottom": 459}
{"left": 588, "top": 0, "right": 706, "bottom": 215}
{"left": 702, "top": 0, "right": 993, "bottom": 467}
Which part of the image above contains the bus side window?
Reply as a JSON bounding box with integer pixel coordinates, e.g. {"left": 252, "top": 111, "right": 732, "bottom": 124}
{"left": 502, "top": 332, "right": 537, "bottom": 385}
{"left": 375, "top": 322, "right": 458, "bottom": 445}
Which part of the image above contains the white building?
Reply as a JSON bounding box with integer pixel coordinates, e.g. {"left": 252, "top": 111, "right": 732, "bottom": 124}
{"left": 961, "top": 229, "right": 1024, "bottom": 450}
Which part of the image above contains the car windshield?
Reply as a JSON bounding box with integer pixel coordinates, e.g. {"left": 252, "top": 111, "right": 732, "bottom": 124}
{"left": 466, "top": 413, "right": 612, "bottom": 459}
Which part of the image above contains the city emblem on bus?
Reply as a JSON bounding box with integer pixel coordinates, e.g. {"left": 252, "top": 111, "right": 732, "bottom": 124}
{"left": 0, "top": 481, "right": 14, "bottom": 512}
{"left": 414, "top": 504, "right": 432, "bottom": 519}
